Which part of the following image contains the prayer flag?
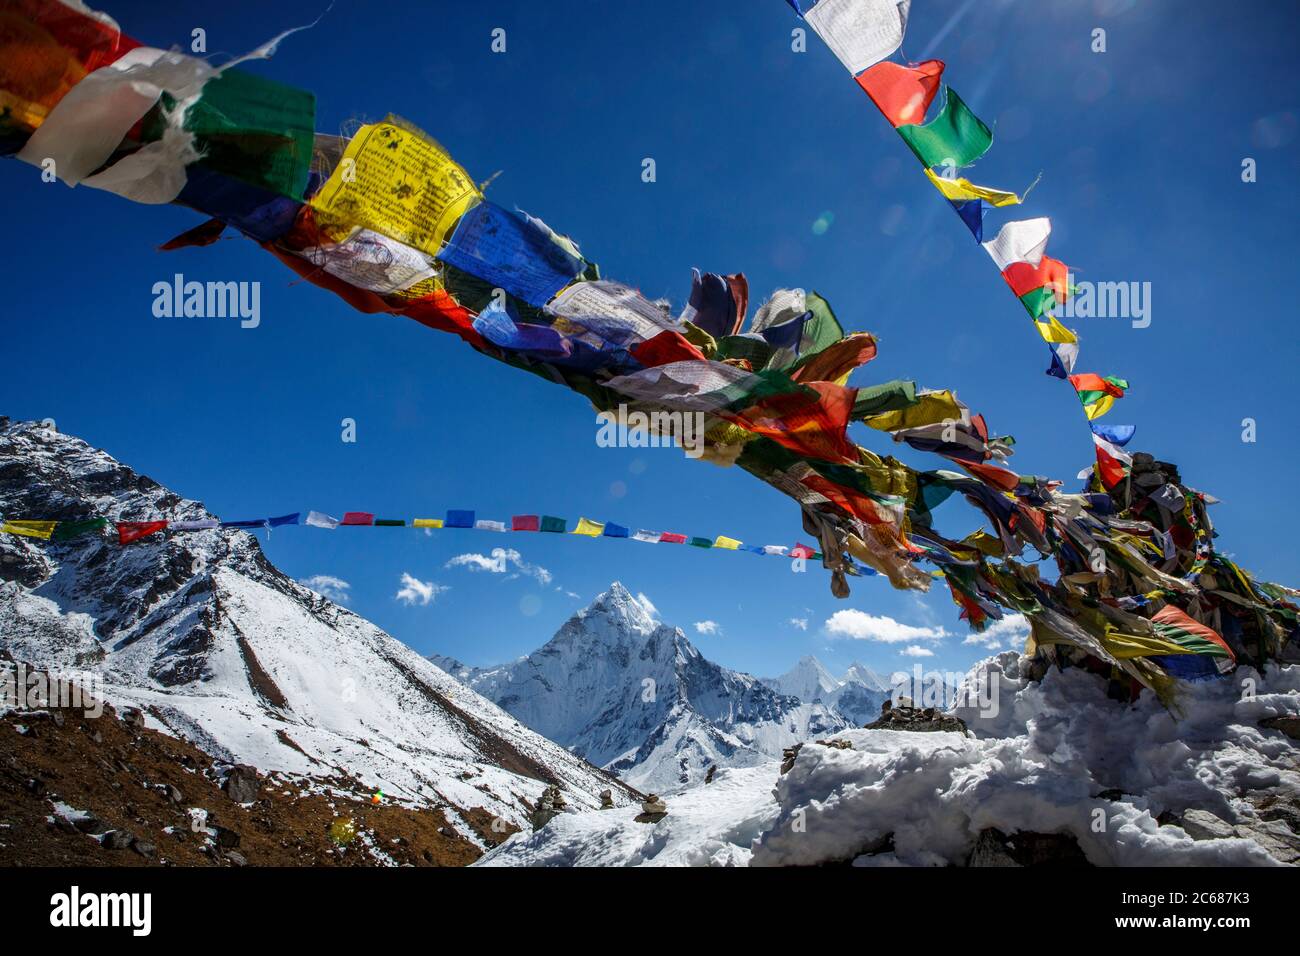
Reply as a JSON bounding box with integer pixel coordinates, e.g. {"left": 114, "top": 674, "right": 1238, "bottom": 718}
{"left": 540, "top": 515, "right": 567, "bottom": 533}
{"left": 2, "top": 520, "right": 56, "bottom": 539}
{"left": 444, "top": 510, "right": 475, "bottom": 528}
{"left": 982, "top": 218, "right": 1051, "bottom": 271}
{"left": 306, "top": 511, "right": 340, "bottom": 529}
{"left": 633, "top": 529, "right": 661, "bottom": 543}
{"left": 659, "top": 532, "right": 688, "bottom": 544}
{"left": 714, "top": 535, "right": 742, "bottom": 550}
{"left": 51, "top": 517, "right": 109, "bottom": 540}
{"left": 805, "top": 0, "right": 910, "bottom": 74}
{"left": 475, "top": 519, "right": 506, "bottom": 532}
{"left": 896, "top": 89, "right": 992, "bottom": 169}
{"left": 603, "top": 523, "right": 630, "bottom": 538}
{"left": 118, "top": 520, "right": 167, "bottom": 544}
{"left": 573, "top": 517, "right": 605, "bottom": 537}
{"left": 689, "top": 536, "right": 713, "bottom": 549}
{"left": 413, "top": 518, "right": 444, "bottom": 528}
{"left": 341, "top": 512, "right": 375, "bottom": 526}
{"left": 512, "top": 515, "right": 540, "bottom": 532}
{"left": 856, "top": 60, "right": 944, "bottom": 127}
{"left": 924, "top": 168, "right": 1021, "bottom": 207}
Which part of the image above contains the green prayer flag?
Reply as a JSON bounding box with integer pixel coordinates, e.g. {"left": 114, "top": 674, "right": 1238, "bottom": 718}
{"left": 896, "top": 89, "right": 992, "bottom": 169}
{"left": 143, "top": 68, "right": 316, "bottom": 199}
{"left": 801, "top": 291, "right": 845, "bottom": 357}
{"left": 1018, "top": 287, "right": 1056, "bottom": 319}
{"left": 853, "top": 380, "right": 918, "bottom": 419}
{"left": 689, "top": 536, "right": 713, "bottom": 549}
{"left": 374, "top": 519, "right": 405, "bottom": 526}
{"left": 51, "top": 517, "right": 108, "bottom": 541}
{"left": 540, "top": 515, "right": 567, "bottom": 533}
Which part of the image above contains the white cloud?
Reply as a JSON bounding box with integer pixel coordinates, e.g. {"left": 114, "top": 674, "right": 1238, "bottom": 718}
{"left": 445, "top": 547, "right": 552, "bottom": 586}
{"left": 962, "top": 613, "right": 1030, "bottom": 650}
{"left": 694, "top": 620, "right": 721, "bottom": 636}
{"left": 789, "top": 617, "right": 809, "bottom": 631}
{"left": 395, "top": 573, "right": 448, "bottom": 607}
{"left": 299, "top": 574, "right": 351, "bottom": 604}
{"left": 900, "top": 645, "right": 935, "bottom": 658}
{"left": 635, "top": 592, "right": 659, "bottom": 619}
{"left": 824, "top": 609, "right": 949, "bottom": 644}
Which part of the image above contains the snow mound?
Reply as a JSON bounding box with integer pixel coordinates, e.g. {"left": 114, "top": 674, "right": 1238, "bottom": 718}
{"left": 754, "top": 653, "right": 1299, "bottom": 866}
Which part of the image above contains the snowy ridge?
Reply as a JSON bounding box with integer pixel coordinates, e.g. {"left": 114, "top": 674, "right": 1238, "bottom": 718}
{"left": 763, "top": 655, "right": 893, "bottom": 726}
{"left": 0, "top": 419, "right": 637, "bottom": 840}
{"left": 442, "top": 583, "right": 848, "bottom": 792}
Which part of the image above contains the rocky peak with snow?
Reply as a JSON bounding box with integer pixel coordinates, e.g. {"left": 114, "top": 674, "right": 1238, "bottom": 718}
{"left": 439, "top": 584, "right": 849, "bottom": 792}
{"left": 0, "top": 418, "right": 637, "bottom": 842}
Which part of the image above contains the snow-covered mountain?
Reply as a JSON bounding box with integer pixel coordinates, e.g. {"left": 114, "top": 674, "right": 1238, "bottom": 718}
{"left": 438, "top": 584, "right": 849, "bottom": 792}
{"left": 0, "top": 418, "right": 637, "bottom": 843}
{"left": 762, "top": 656, "right": 893, "bottom": 726}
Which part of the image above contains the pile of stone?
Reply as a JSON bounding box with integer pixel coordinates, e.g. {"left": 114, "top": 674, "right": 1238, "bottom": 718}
{"left": 865, "top": 699, "right": 969, "bottom": 736}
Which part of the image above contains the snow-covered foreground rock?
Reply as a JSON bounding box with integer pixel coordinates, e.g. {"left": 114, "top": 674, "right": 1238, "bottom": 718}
{"left": 476, "top": 765, "right": 781, "bottom": 867}
{"left": 480, "top": 653, "right": 1300, "bottom": 866}
{"left": 0, "top": 420, "right": 636, "bottom": 845}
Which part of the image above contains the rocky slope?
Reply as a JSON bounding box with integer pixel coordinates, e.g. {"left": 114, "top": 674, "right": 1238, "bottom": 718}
{"left": 0, "top": 418, "right": 637, "bottom": 854}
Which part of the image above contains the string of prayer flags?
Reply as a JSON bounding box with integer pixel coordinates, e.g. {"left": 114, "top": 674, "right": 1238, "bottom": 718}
{"left": 856, "top": 60, "right": 944, "bottom": 127}
{"left": 800, "top": 0, "right": 911, "bottom": 75}
{"left": 895, "top": 89, "right": 992, "bottom": 170}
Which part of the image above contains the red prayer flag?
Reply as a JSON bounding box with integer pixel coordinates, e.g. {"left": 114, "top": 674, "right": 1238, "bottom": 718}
{"left": 631, "top": 330, "right": 707, "bottom": 367}
{"left": 341, "top": 512, "right": 375, "bottom": 526}
{"left": 1069, "top": 374, "right": 1125, "bottom": 397}
{"left": 1002, "top": 256, "right": 1070, "bottom": 300}
{"left": 511, "top": 515, "right": 540, "bottom": 532}
{"left": 117, "top": 521, "right": 167, "bottom": 545}
{"left": 1094, "top": 442, "right": 1128, "bottom": 488}
{"left": 659, "top": 532, "right": 687, "bottom": 544}
{"left": 960, "top": 460, "right": 1021, "bottom": 492}
{"left": 855, "top": 60, "right": 945, "bottom": 127}
{"left": 790, "top": 542, "right": 817, "bottom": 560}
{"left": 726, "top": 381, "right": 858, "bottom": 464}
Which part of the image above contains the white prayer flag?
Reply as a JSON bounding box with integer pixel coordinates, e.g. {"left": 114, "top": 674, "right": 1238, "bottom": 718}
{"left": 475, "top": 519, "right": 507, "bottom": 532}
{"left": 981, "top": 218, "right": 1052, "bottom": 271}
{"left": 633, "top": 530, "right": 662, "bottom": 543}
{"left": 306, "top": 511, "right": 340, "bottom": 529}
{"left": 806, "top": 0, "right": 911, "bottom": 75}
{"left": 170, "top": 519, "right": 219, "bottom": 531}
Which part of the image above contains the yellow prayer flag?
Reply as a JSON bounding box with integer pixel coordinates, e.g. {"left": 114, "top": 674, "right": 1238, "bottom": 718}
{"left": 1034, "top": 314, "right": 1078, "bottom": 345}
{"left": 1084, "top": 394, "right": 1116, "bottom": 420}
{"left": 572, "top": 517, "right": 604, "bottom": 537}
{"left": 310, "top": 118, "right": 481, "bottom": 256}
{"left": 923, "top": 168, "right": 1022, "bottom": 208}
{"left": 865, "top": 390, "right": 962, "bottom": 432}
{"left": 714, "top": 535, "right": 742, "bottom": 550}
{"left": 2, "top": 520, "right": 56, "bottom": 539}
{"left": 413, "top": 518, "right": 444, "bottom": 528}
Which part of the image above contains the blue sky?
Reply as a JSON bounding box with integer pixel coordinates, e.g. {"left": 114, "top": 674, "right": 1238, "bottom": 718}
{"left": 2, "top": 0, "right": 1297, "bottom": 680}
